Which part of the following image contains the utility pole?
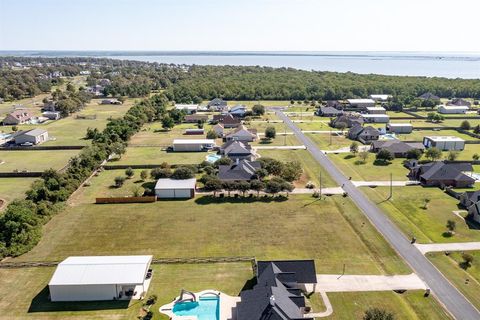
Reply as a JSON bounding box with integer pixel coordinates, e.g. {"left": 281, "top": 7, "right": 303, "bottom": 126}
{"left": 329, "top": 127, "right": 332, "bottom": 145}
{"left": 284, "top": 125, "right": 287, "bottom": 146}
{"left": 319, "top": 171, "right": 322, "bottom": 199}
{"left": 388, "top": 173, "right": 393, "bottom": 200}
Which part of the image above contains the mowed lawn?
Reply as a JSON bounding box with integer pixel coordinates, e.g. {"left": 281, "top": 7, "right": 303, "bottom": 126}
{"left": 362, "top": 186, "right": 480, "bottom": 243}
{"left": 306, "top": 132, "right": 351, "bottom": 151}
{"left": 257, "top": 149, "right": 337, "bottom": 187}
{"left": 428, "top": 251, "right": 480, "bottom": 312}
{"left": 0, "top": 177, "right": 36, "bottom": 208}
{"left": 14, "top": 99, "right": 135, "bottom": 146}
{"left": 0, "top": 150, "right": 80, "bottom": 172}
{"left": 113, "top": 147, "right": 208, "bottom": 166}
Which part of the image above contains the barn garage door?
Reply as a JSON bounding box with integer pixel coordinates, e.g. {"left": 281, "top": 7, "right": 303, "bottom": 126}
{"left": 156, "top": 189, "right": 175, "bottom": 198}
{"left": 174, "top": 189, "right": 192, "bottom": 198}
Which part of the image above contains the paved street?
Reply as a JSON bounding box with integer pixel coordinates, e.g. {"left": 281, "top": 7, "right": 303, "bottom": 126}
{"left": 276, "top": 109, "right": 480, "bottom": 319}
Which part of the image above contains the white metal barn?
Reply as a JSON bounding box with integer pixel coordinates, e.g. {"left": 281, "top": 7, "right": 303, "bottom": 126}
{"left": 361, "top": 114, "right": 390, "bottom": 123}
{"left": 386, "top": 123, "right": 413, "bottom": 134}
{"left": 49, "top": 255, "right": 153, "bottom": 302}
{"left": 423, "top": 136, "right": 465, "bottom": 151}
{"left": 346, "top": 98, "right": 376, "bottom": 109}
{"left": 155, "top": 178, "right": 196, "bottom": 199}
{"left": 172, "top": 139, "right": 216, "bottom": 152}
{"left": 437, "top": 105, "right": 469, "bottom": 114}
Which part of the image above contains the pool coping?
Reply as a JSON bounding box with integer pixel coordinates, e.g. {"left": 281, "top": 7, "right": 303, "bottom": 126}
{"left": 159, "top": 289, "right": 240, "bottom": 320}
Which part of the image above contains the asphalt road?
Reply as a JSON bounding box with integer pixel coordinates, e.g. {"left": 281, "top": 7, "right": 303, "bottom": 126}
{"left": 276, "top": 110, "right": 480, "bottom": 320}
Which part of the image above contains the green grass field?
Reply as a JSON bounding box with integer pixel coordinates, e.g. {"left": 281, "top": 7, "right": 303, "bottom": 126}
{"left": 428, "top": 251, "right": 480, "bottom": 312}
{"left": 13, "top": 99, "right": 135, "bottom": 146}
{"left": 362, "top": 186, "right": 480, "bottom": 243}
{"left": 0, "top": 177, "right": 36, "bottom": 208}
{"left": 113, "top": 147, "right": 208, "bottom": 166}
{"left": 0, "top": 150, "right": 79, "bottom": 172}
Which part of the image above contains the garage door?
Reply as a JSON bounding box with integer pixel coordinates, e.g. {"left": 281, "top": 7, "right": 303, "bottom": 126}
{"left": 156, "top": 189, "right": 175, "bottom": 198}
{"left": 174, "top": 189, "right": 192, "bottom": 198}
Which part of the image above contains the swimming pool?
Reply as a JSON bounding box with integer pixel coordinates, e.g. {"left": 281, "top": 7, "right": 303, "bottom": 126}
{"left": 206, "top": 153, "right": 221, "bottom": 163}
{"left": 173, "top": 296, "right": 219, "bottom": 320}
{"left": 379, "top": 133, "right": 397, "bottom": 140}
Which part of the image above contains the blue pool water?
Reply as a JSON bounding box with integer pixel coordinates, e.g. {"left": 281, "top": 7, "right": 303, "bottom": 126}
{"left": 173, "top": 296, "right": 219, "bottom": 320}
{"left": 206, "top": 153, "right": 221, "bottom": 163}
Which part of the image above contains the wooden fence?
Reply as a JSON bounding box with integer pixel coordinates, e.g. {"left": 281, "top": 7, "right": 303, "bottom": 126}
{"left": 95, "top": 196, "right": 157, "bottom": 204}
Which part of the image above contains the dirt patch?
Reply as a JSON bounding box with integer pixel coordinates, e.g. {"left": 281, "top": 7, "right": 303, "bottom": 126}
{"left": 0, "top": 198, "right": 5, "bottom": 210}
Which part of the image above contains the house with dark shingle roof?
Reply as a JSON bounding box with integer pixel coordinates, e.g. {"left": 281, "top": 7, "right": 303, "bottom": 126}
{"left": 213, "top": 113, "right": 241, "bottom": 128}
{"left": 467, "top": 201, "right": 480, "bottom": 224}
{"left": 348, "top": 125, "right": 379, "bottom": 144}
{"left": 330, "top": 113, "right": 364, "bottom": 128}
{"left": 418, "top": 92, "right": 440, "bottom": 100}
{"left": 235, "top": 260, "right": 317, "bottom": 320}
{"left": 408, "top": 160, "right": 475, "bottom": 188}
{"left": 370, "top": 140, "right": 424, "bottom": 158}
{"left": 220, "top": 140, "right": 257, "bottom": 161}
{"left": 459, "top": 190, "right": 480, "bottom": 208}
{"left": 447, "top": 98, "right": 471, "bottom": 107}
{"left": 316, "top": 106, "right": 344, "bottom": 117}
{"left": 207, "top": 98, "right": 228, "bottom": 111}
{"left": 218, "top": 159, "right": 261, "bottom": 181}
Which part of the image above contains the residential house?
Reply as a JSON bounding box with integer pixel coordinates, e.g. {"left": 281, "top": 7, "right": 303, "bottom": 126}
{"left": 468, "top": 202, "right": 480, "bottom": 224}
{"left": 211, "top": 123, "right": 224, "bottom": 137}
{"left": 348, "top": 125, "right": 380, "bottom": 144}
{"left": 365, "top": 106, "right": 386, "bottom": 114}
{"left": 14, "top": 128, "right": 49, "bottom": 145}
{"left": 447, "top": 98, "right": 471, "bottom": 107}
{"left": 459, "top": 190, "right": 480, "bottom": 208}
{"left": 175, "top": 104, "right": 199, "bottom": 114}
{"left": 369, "top": 94, "right": 392, "bottom": 102}
{"left": 224, "top": 125, "right": 258, "bottom": 142}
{"left": 86, "top": 85, "right": 104, "bottom": 96}
{"left": 207, "top": 98, "right": 228, "bottom": 111}
{"left": 220, "top": 140, "right": 256, "bottom": 161}
{"left": 423, "top": 136, "right": 465, "bottom": 151}
{"left": 386, "top": 123, "right": 413, "bottom": 134}
{"left": 98, "top": 78, "right": 111, "bottom": 86}
{"left": 316, "top": 106, "right": 343, "bottom": 117}
{"left": 3, "top": 109, "right": 33, "bottom": 125}
{"left": 218, "top": 159, "right": 261, "bottom": 181}
{"left": 172, "top": 139, "right": 216, "bottom": 152}
{"left": 331, "top": 113, "right": 364, "bottom": 128}
{"left": 184, "top": 114, "right": 209, "bottom": 123}
{"left": 324, "top": 100, "right": 343, "bottom": 109}
{"left": 213, "top": 114, "right": 241, "bottom": 128}
{"left": 370, "top": 140, "right": 424, "bottom": 158}
{"left": 235, "top": 260, "right": 317, "bottom": 320}
{"left": 42, "top": 100, "right": 57, "bottom": 112}
{"left": 418, "top": 92, "right": 440, "bottom": 100}
{"left": 361, "top": 114, "right": 390, "bottom": 123}
{"left": 437, "top": 105, "right": 469, "bottom": 114}
{"left": 346, "top": 98, "right": 376, "bottom": 109}
{"left": 407, "top": 160, "right": 475, "bottom": 188}
{"left": 155, "top": 178, "right": 196, "bottom": 199}
{"left": 229, "top": 104, "right": 247, "bottom": 117}
{"left": 49, "top": 255, "right": 153, "bottom": 301}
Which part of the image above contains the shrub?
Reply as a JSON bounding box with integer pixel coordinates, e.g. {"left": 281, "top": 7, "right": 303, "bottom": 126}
{"left": 125, "top": 167, "right": 134, "bottom": 179}
{"left": 460, "top": 120, "right": 471, "bottom": 130}
{"left": 265, "top": 126, "right": 276, "bottom": 139}
{"left": 140, "top": 170, "right": 148, "bottom": 181}
{"left": 252, "top": 104, "right": 265, "bottom": 116}
{"left": 363, "top": 307, "right": 395, "bottom": 320}
{"left": 114, "top": 176, "right": 126, "bottom": 187}
{"left": 171, "top": 167, "right": 194, "bottom": 179}
{"left": 150, "top": 168, "right": 172, "bottom": 179}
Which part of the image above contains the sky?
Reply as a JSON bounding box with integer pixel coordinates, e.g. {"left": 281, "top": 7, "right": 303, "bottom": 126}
{"left": 1, "top": 0, "right": 480, "bottom": 52}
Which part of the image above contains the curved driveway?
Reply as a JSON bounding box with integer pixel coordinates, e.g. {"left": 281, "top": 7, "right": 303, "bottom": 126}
{"left": 276, "top": 109, "right": 479, "bottom": 320}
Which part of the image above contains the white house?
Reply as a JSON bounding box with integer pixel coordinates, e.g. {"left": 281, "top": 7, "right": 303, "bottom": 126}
{"left": 172, "top": 139, "right": 216, "bottom": 152}
{"left": 175, "top": 104, "right": 199, "bottom": 114}
{"left": 369, "top": 94, "right": 392, "bottom": 102}
{"left": 361, "top": 114, "right": 390, "bottom": 123}
{"left": 224, "top": 125, "right": 258, "bottom": 142}
{"left": 437, "top": 105, "right": 469, "bottom": 114}
{"left": 346, "top": 99, "right": 376, "bottom": 109}
{"left": 14, "top": 129, "right": 49, "bottom": 145}
{"left": 49, "top": 255, "right": 153, "bottom": 302}
{"left": 366, "top": 106, "right": 386, "bottom": 114}
{"left": 155, "top": 178, "right": 196, "bottom": 199}
{"left": 423, "top": 136, "right": 465, "bottom": 151}
{"left": 386, "top": 123, "right": 413, "bottom": 134}
{"left": 229, "top": 105, "right": 247, "bottom": 117}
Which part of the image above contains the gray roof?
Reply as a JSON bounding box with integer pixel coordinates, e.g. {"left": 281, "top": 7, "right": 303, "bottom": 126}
{"left": 24, "top": 128, "right": 47, "bottom": 137}
{"left": 236, "top": 260, "right": 316, "bottom": 320}
{"left": 416, "top": 161, "right": 474, "bottom": 183}
{"left": 319, "top": 106, "right": 343, "bottom": 115}
{"left": 218, "top": 160, "right": 261, "bottom": 181}
{"left": 154, "top": 178, "right": 196, "bottom": 190}
{"left": 208, "top": 98, "right": 227, "bottom": 107}
{"left": 224, "top": 141, "right": 252, "bottom": 156}
{"left": 418, "top": 92, "right": 440, "bottom": 100}
{"left": 447, "top": 98, "right": 471, "bottom": 107}
{"left": 371, "top": 140, "right": 424, "bottom": 154}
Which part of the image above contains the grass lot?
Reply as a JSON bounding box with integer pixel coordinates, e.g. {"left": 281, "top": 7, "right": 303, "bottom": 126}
{"left": 306, "top": 132, "right": 350, "bottom": 151}
{"left": 0, "top": 93, "right": 51, "bottom": 117}
{"left": 454, "top": 144, "right": 480, "bottom": 161}
{"left": 113, "top": 147, "right": 208, "bottom": 166}
{"left": 362, "top": 186, "right": 480, "bottom": 243}
{"left": 414, "top": 111, "right": 480, "bottom": 118}
{"left": 0, "top": 177, "right": 36, "bottom": 208}
{"left": 386, "top": 111, "right": 416, "bottom": 118}
{"left": 0, "top": 150, "right": 79, "bottom": 172}
{"left": 296, "top": 121, "right": 332, "bottom": 131}
{"left": 257, "top": 149, "right": 336, "bottom": 187}
{"left": 13, "top": 99, "right": 135, "bottom": 146}
{"left": 401, "top": 129, "right": 477, "bottom": 141}
{"left": 428, "top": 251, "right": 480, "bottom": 312}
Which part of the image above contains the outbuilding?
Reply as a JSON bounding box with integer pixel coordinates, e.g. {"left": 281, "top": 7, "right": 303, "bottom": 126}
{"left": 14, "top": 128, "right": 49, "bottom": 145}
{"left": 155, "top": 178, "right": 196, "bottom": 199}
{"left": 369, "top": 94, "right": 392, "bottom": 102}
{"left": 366, "top": 106, "right": 386, "bottom": 114}
{"left": 361, "top": 114, "right": 390, "bottom": 123}
{"left": 346, "top": 98, "right": 376, "bottom": 109}
{"left": 437, "top": 105, "right": 469, "bottom": 114}
{"left": 49, "top": 255, "right": 153, "bottom": 302}
{"left": 386, "top": 123, "right": 413, "bottom": 134}
{"left": 175, "top": 104, "right": 199, "bottom": 114}
{"left": 423, "top": 136, "right": 465, "bottom": 151}
{"left": 172, "top": 139, "right": 216, "bottom": 152}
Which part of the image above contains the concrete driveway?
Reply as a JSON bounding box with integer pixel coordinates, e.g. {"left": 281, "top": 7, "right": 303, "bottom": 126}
{"left": 352, "top": 181, "right": 419, "bottom": 187}
{"left": 415, "top": 242, "right": 480, "bottom": 254}
{"left": 314, "top": 273, "right": 427, "bottom": 292}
